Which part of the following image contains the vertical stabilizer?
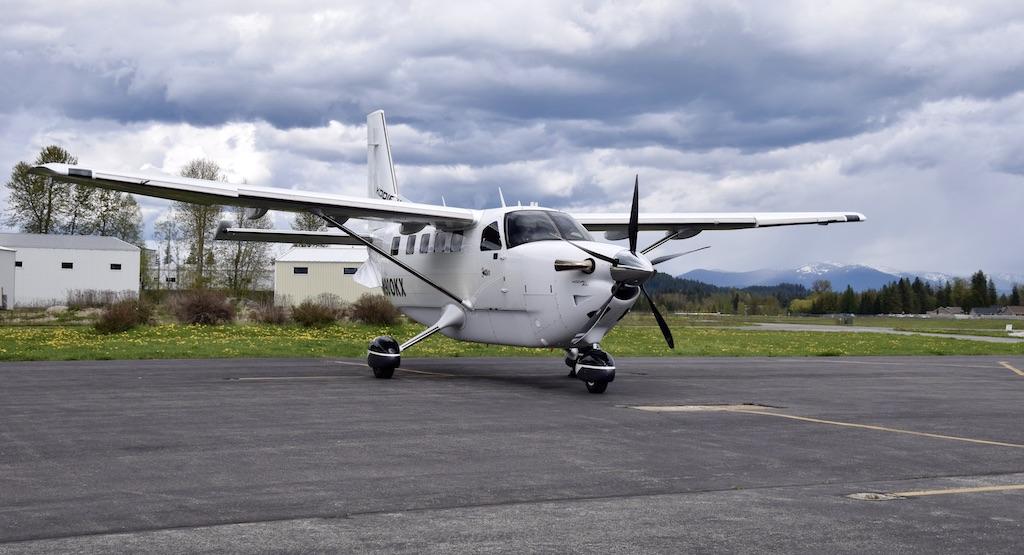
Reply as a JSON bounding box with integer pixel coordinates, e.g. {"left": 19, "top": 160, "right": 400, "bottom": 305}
{"left": 367, "top": 110, "right": 399, "bottom": 202}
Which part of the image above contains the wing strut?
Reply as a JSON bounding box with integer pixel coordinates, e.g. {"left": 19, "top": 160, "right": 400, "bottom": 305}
{"left": 313, "top": 211, "right": 473, "bottom": 310}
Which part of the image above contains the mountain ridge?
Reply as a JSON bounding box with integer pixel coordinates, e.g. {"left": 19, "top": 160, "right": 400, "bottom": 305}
{"left": 677, "top": 263, "right": 1022, "bottom": 293}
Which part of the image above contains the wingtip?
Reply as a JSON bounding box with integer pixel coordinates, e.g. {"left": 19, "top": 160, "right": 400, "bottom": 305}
{"left": 845, "top": 213, "right": 867, "bottom": 222}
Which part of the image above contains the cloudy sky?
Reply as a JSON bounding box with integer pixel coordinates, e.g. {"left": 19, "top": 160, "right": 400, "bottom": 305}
{"left": 2, "top": 1, "right": 1022, "bottom": 277}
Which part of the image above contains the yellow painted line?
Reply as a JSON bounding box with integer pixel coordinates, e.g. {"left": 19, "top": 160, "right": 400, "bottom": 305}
{"left": 729, "top": 408, "right": 1024, "bottom": 449}
{"left": 999, "top": 361, "right": 1024, "bottom": 377}
{"left": 822, "top": 360, "right": 1005, "bottom": 370}
{"left": 894, "top": 484, "right": 1024, "bottom": 497}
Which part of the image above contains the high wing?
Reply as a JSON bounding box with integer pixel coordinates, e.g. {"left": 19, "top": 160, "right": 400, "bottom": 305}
{"left": 214, "top": 223, "right": 368, "bottom": 245}
{"left": 29, "top": 163, "right": 476, "bottom": 229}
{"left": 572, "top": 211, "right": 865, "bottom": 233}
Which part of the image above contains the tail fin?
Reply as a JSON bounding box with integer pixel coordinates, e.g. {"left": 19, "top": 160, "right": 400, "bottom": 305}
{"left": 367, "top": 110, "right": 399, "bottom": 202}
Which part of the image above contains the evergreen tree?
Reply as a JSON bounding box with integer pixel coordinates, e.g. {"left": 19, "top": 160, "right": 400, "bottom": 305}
{"left": 1011, "top": 285, "right": 1022, "bottom": 306}
{"left": 838, "top": 285, "right": 856, "bottom": 313}
{"left": 987, "top": 278, "right": 998, "bottom": 306}
{"left": 966, "top": 272, "right": 988, "bottom": 311}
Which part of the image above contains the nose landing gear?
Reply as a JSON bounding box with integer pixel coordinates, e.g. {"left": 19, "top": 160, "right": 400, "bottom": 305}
{"left": 565, "top": 345, "right": 615, "bottom": 394}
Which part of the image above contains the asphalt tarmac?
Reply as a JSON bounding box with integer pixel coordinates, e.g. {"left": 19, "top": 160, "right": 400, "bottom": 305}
{"left": 1, "top": 355, "right": 1023, "bottom": 553}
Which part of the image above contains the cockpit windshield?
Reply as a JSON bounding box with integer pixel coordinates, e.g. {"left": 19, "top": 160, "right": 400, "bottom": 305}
{"left": 505, "top": 210, "right": 593, "bottom": 248}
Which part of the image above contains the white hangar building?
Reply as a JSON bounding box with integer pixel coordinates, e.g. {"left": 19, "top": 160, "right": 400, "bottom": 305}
{"left": 274, "top": 246, "right": 379, "bottom": 306}
{"left": 0, "top": 233, "right": 140, "bottom": 307}
{"left": 0, "top": 246, "right": 13, "bottom": 309}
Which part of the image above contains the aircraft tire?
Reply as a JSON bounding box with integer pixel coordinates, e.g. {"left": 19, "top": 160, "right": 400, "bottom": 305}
{"left": 372, "top": 366, "right": 395, "bottom": 379}
{"left": 585, "top": 380, "right": 608, "bottom": 394}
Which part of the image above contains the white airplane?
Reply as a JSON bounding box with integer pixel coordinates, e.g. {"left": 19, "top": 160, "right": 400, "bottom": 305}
{"left": 31, "top": 111, "right": 865, "bottom": 393}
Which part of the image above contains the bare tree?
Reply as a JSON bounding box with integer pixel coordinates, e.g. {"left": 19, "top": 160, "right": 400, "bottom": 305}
{"left": 3, "top": 146, "right": 76, "bottom": 233}
{"left": 90, "top": 189, "right": 143, "bottom": 244}
{"left": 291, "top": 211, "right": 328, "bottom": 247}
{"left": 217, "top": 206, "right": 272, "bottom": 294}
{"left": 174, "top": 159, "right": 224, "bottom": 288}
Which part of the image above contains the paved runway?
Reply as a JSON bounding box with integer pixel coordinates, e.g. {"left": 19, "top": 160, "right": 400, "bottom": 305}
{"left": 1, "top": 355, "right": 1023, "bottom": 553}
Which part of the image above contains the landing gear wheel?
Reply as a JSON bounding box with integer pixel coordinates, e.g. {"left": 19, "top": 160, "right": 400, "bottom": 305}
{"left": 367, "top": 336, "right": 400, "bottom": 379}
{"left": 574, "top": 349, "right": 615, "bottom": 394}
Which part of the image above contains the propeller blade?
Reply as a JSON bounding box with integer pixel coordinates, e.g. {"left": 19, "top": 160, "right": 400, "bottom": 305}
{"left": 628, "top": 175, "right": 639, "bottom": 254}
{"left": 641, "top": 285, "right": 675, "bottom": 349}
{"left": 566, "top": 241, "right": 617, "bottom": 264}
{"left": 649, "top": 245, "right": 711, "bottom": 266}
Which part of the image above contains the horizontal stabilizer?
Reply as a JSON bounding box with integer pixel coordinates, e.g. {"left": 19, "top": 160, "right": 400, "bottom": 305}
{"left": 214, "top": 223, "right": 368, "bottom": 245}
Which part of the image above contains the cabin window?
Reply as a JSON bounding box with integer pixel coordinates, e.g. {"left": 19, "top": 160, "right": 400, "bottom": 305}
{"left": 110, "top": 263, "right": 122, "bottom": 270}
{"left": 293, "top": 267, "right": 309, "bottom": 275}
{"left": 343, "top": 267, "right": 357, "bottom": 275}
{"left": 505, "top": 210, "right": 592, "bottom": 248}
{"left": 419, "top": 233, "right": 431, "bottom": 253}
{"left": 434, "top": 231, "right": 450, "bottom": 253}
{"left": 405, "top": 235, "right": 416, "bottom": 255}
{"left": 14, "top": 261, "right": 22, "bottom": 267}
{"left": 61, "top": 262, "right": 73, "bottom": 269}
{"left": 390, "top": 236, "right": 401, "bottom": 256}
{"left": 450, "top": 230, "right": 464, "bottom": 253}
{"left": 480, "top": 221, "right": 502, "bottom": 251}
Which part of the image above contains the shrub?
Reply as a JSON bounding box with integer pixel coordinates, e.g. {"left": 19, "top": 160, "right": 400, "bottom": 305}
{"left": 94, "top": 299, "right": 154, "bottom": 334}
{"left": 171, "top": 290, "right": 235, "bottom": 325}
{"left": 349, "top": 293, "right": 401, "bottom": 325}
{"left": 252, "top": 302, "right": 288, "bottom": 325}
{"left": 291, "top": 300, "right": 339, "bottom": 327}
{"left": 68, "top": 289, "right": 134, "bottom": 309}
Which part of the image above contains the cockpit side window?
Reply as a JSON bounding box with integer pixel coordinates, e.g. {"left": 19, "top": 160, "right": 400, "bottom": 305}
{"left": 549, "top": 212, "right": 591, "bottom": 241}
{"left": 480, "top": 221, "right": 502, "bottom": 251}
{"left": 505, "top": 210, "right": 591, "bottom": 248}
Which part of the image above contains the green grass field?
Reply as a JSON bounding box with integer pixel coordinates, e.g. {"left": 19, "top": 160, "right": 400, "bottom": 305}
{"left": 1, "top": 318, "right": 1022, "bottom": 362}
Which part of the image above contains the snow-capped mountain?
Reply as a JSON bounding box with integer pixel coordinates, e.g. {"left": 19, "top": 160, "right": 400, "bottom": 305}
{"left": 678, "top": 264, "right": 1022, "bottom": 292}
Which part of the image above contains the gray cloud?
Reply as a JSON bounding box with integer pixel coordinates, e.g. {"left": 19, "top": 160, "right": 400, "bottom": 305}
{"left": 1, "top": 1, "right": 1023, "bottom": 275}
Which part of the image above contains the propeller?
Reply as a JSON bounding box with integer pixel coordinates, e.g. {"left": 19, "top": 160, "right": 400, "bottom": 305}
{"left": 649, "top": 245, "right": 711, "bottom": 266}
{"left": 566, "top": 174, "right": 681, "bottom": 350}
{"left": 640, "top": 284, "right": 674, "bottom": 349}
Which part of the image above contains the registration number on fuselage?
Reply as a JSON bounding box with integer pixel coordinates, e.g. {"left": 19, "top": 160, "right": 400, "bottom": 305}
{"left": 382, "top": 277, "right": 407, "bottom": 297}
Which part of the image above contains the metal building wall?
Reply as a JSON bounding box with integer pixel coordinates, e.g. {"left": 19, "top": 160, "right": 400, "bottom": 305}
{"left": 0, "top": 248, "right": 14, "bottom": 310}
{"left": 274, "top": 261, "right": 379, "bottom": 306}
{"left": 12, "top": 247, "right": 140, "bottom": 306}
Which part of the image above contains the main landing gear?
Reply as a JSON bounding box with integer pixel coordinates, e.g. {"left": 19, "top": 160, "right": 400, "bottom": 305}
{"left": 366, "top": 304, "right": 465, "bottom": 380}
{"left": 565, "top": 345, "right": 616, "bottom": 394}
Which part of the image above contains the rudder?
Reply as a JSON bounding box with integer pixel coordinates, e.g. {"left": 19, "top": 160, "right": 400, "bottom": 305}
{"left": 367, "top": 110, "right": 399, "bottom": 202}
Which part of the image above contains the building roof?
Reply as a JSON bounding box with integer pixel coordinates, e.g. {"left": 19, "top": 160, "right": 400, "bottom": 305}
{"left": 276, "top": 246, "right": 368, "bottom": 264}
{"left": 1001, "top": 306, "right": 1024, "bottom": 315}
{"left": 970, "top": 306, "right": 1000, "bottom": 315}
{"left": 0, "top": 232, "right": 138, "bottom": 252}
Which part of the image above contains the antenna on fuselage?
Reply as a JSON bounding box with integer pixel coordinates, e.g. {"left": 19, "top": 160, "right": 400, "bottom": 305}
{"left": 498, "top": 187, "right": 507, "bottom": 208}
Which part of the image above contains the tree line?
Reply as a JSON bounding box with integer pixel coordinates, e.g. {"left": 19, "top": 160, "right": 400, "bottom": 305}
{"left": 644, "top": 270, "right": 1022, "bottom": 316}
{"left": 789, "top": 272, "right": 1021, "bottom": 315}
{"left": 3, "top": 145, "right": 326, "bottom": 294}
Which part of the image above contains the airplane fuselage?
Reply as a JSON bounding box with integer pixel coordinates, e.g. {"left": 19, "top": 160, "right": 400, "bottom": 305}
{"left": 370, "top": 206, "right": 637, "bottom": 348}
